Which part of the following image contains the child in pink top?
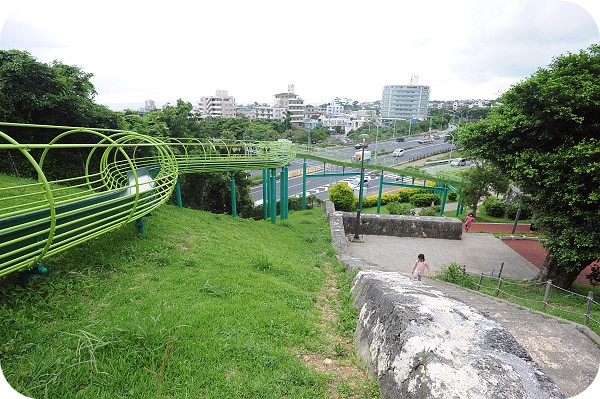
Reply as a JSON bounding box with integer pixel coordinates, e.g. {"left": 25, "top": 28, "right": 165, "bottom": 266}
{"left": 464, "top": 212, "right": 475, "bottom": 232}
{"left": 412, "top": 254, "right": 431, "bottom": 281}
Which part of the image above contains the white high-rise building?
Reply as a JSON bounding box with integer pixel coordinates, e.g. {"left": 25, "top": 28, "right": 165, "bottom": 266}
{"left": 380, "top": 81, "right": 430, "bottom": 121}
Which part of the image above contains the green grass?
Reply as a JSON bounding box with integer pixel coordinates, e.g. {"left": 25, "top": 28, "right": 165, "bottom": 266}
{"left": 0, "top": 205, "right": 378, "bottom": 399}
{"left": 433, "top": 272, "right": 600, "bottom": 337}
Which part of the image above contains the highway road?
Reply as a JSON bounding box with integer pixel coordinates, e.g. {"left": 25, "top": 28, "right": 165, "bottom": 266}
{"left": 251, "top": 125, "right": 457, "bottom": 205}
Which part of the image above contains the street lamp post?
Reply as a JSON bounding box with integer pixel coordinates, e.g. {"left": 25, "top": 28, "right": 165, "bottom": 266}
{"left": 353, "top": 134, "right": 370, "bottom": 241}
{"left": 447, "top": 131, "right": 455, "bottom": 161}
{"left": 366, "top": 120, "right": 380, "bottom": 163}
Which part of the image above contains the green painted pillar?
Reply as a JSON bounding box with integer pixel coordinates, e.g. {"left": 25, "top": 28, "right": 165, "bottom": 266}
{"left": 175, "top": 178, "right": 182, "bottom": 207}
{"left": 439, "top": 186, "right": 447, "bottom": 216}
{"left": 269, "top": 168, "right": 277, "bottom": 224}
{"left": 376, "top": 171, "right": 383, "bottom": 214}
{"left": 230, "top": 172, "right": 237, "bottom": 218}
{"left": 302, "top": 159, "right": 307, "bottom": 210}
{"left": 262, "top": 169, "right": 268, "bottom": 220}
{"left": 280, "top": 166, "right": 288, "bottom": 219}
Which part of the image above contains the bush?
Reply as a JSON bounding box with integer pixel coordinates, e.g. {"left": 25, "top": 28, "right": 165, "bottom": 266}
{"left": 505, "top": 202, "right": 533, "bottom": 220}
{"left": 361, "top": 195, "right": 379, "bottom": 208}
{"left": 418, "top": 206, "right": 441, "bottom": 216}
{"left": 387, "top": 201, "right": 413, "bottom": 215}
{"left": 439, "top": 262, "right": 475, "bottom": 288}
{"left": 410, "top": 193, "right": 441, "bottom": 207}
{"left": 447, "top": 191, "right": 457, "bottom": 201}
{"left": 328, "top": 182, "right": 355, "bottom": 212}
{"left": 397, "top": 188, "right": 428, "bottom": 203}
{"left": 483, "top": 196, "right": 505, "bottom": 218}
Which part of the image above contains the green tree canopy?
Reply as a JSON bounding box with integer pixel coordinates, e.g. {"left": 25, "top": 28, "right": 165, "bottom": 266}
{"left": 459, "top": 44, "right": 600, "bottom": 288}
{"left": 0, "top": 49, "right": 116, "bottom": 128}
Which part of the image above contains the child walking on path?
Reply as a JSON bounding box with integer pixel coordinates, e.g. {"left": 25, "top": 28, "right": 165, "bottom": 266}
{"left": 412, "top": 254, "right": 431, "bottom": 281}
{"left": 464, "top": 212, "right": 475, "bottom": 232}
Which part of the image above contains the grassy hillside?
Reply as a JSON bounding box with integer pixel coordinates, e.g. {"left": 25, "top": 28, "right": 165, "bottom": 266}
{"left": 0, "top": 204, "right": 378, "bottom": 398}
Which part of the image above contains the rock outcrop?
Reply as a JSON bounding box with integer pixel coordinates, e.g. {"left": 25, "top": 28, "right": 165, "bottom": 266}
{"left": 352, "top": 271, "right": 564, "bottom": 399}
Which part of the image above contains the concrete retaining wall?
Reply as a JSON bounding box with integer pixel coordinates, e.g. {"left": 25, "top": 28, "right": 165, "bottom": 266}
{"left": 340, "top": 212, "right": 463, "bottom": 240}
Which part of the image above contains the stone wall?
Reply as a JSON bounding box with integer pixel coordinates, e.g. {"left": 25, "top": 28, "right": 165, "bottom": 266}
{"left": 340, "top": 211, "right": 463, "bottom": 240}
{"left": 352, "top": 271, "right": 564, "bottom": 399}
{"left": 324, "top": 201, "right": 564, "bottom": 398}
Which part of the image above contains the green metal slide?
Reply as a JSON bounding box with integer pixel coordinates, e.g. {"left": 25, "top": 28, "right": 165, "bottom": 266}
{"left": 0, "top": 123, "right": 296, "bottom": 278}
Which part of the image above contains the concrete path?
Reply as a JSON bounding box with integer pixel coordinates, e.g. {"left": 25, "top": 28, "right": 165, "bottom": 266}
{"left": 345, "top": 233, "right": 600, "bottom": 398}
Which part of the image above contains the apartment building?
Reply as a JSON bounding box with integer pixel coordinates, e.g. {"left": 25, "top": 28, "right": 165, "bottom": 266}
{"left": 273, "top": 84, "right": 305, "bottom": 126}
{"left": 380, "top": 80, "right": 430, "bottom": 122}
{"left": 199, "top": 90, "right": 236, "bottom": 118}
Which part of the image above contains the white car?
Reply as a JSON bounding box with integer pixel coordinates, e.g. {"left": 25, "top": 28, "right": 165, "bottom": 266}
{"left": 347, "top": 176, "right": 370, "bottom": 190}
{"left": 392, "top": 148, "right": 405, "bottom": 157}
{"left": 450, "top": 158, "right": 467, "bottom": 166}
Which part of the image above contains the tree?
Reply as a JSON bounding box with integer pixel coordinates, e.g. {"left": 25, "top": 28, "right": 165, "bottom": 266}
{"left": 459, "top": 44, "right": 600, "bottom": 289}
{"left": 456, "top": 162, "right": 509, "bottom": 217}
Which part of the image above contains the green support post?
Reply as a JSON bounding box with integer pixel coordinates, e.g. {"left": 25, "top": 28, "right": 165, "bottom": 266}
{"left": 377, "top": 171, "right": 384, "bottom": 214}
{"left": 230, "top": 172, "right": 237, "bottom": 218}
{"left": 302, "top": 159, "right": 307, "bottom": 210}
{"left": 269, "top": 168, "right": 277, "bottom": 224}
{"left": 134, "top": 218, "right": 146, "bottom": 234}
{"left": 439, "top": 186, "right": 447, "bottom": 216}
{"left": 280, "top": 166, "right": 288, "bottom": 220}
{"left": 175, "top": 178, "right": 182, "bottom": 207}
{"left": 262, "top": 169, "right": 268, "bottom": 220}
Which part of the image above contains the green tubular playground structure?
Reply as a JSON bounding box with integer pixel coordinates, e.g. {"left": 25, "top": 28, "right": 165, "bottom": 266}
{"left": 0, "top": 122, "right": 296, "bottom": 278}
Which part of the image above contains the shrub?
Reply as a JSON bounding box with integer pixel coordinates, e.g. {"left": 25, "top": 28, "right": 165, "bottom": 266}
{"left": 505, "top": 202, "right": 533, "bottom": 220}
{"left": 328, "top": 182, "right": 355, "bottom": 212}
{"left": 483, "top": 196, "right": 505, "bottom": 218}
{"left": 396, "top": 188, "right": 427, "bottom": 203}
{"left": 410, "top": 193, "right": 441, "bottom": 207}
{"left": 447, "top": 191, "right": 457, "bottom": 201}
{"left": 361, "top": 195, "right": 379, "bottom": 208}
{"left": 387, "top": 201, "right": 413, "bottom": 215}
{"left": 439, "top": 262, "right": 475, "bottom": 288}
{"left": 418, "top": 206, "right": 441, "bottom": 216}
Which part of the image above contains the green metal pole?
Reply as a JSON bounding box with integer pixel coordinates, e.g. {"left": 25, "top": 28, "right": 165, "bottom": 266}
{"left": 439, "top": 186, "right": 447, "bottom": 216}
{"left": 269, "top": 168, "right": 277, "bottom": 224}
{"left": 175, "top": 178, "right": 182, "bottom": 207}
{"left": 230, "top": 172, "right": 237, "bottom": 218}
{"left": 376, "top": 170, "right": 383, "bottom": 214}
{"left": 302, "top": 159, "right": 307, "bottom": 210}
{"left": 281, "top": 166, "right": 288, "bottom": 219}
{"left": 262, "top": 169, "right": 268, "bottom": 220}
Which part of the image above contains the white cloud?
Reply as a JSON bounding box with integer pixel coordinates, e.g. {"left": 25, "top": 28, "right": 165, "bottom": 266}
{"left": 0, "top": 0, "right": 598, "bottom": 109}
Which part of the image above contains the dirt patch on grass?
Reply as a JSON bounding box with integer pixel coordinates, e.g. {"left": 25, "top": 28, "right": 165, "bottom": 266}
{"left": 297, "top": 266, "right": 377, "bottom": 398}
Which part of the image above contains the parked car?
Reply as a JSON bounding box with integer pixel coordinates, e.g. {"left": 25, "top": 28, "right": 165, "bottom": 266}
{"left": 392, "top": 148, "right": 405, "bottom": 157}
{"left": 347, "top": 176, "right": 370, "bottom": 190}
{"left": 450, "top": 158, "right": 467, "bottom": 166}
{"left": 355, "top": 143, "right": 368, "bottom": 149}
{"left": 396, "top": 137, "right": 405, "bottom": 142}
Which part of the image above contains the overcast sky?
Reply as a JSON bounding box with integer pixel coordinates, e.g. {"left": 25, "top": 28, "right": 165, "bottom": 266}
{"left": 0, "top": 0, "right": 599, "bottom": 111}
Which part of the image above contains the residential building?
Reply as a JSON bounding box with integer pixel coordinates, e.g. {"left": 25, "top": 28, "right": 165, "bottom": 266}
{"left": 380, "top": 80, "right": 430, "bottom": 122}
{"left": 199, "top": 90, "right": 236, "bottom": 118}
{"left": 273, "top": 84, "right": 305, "bottom": 126}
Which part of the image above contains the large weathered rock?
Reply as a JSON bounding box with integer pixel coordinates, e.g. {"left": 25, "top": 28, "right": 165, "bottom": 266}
{"left": 352, "top": 271, "right": 564, "bottom": 399}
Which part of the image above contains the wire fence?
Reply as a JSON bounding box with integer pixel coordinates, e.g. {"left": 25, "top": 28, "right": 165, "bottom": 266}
{"left": 472, "top": 265, "right": 600, "bottom": 330}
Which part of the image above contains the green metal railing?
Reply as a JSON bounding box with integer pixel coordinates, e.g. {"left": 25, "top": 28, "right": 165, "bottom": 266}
{"left": 0, "top": 123, "right": 296, "bottom": 277}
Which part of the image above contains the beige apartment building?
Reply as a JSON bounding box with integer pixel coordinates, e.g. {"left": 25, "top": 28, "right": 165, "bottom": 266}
{"left": 273, "top": 85, "right": 305, "bottom": 126}
{"left": 199, "top": 90, "right": 236, "bottom": 118}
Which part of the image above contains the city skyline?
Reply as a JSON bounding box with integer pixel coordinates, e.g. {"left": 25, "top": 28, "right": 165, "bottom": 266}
{"left": 1, "top": 0, "right": 599, "bottom": 111}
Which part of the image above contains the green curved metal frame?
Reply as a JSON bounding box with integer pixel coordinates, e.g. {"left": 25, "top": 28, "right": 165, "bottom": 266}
{"left": 0, "top": 122, "right": 296, "bottom": 277}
